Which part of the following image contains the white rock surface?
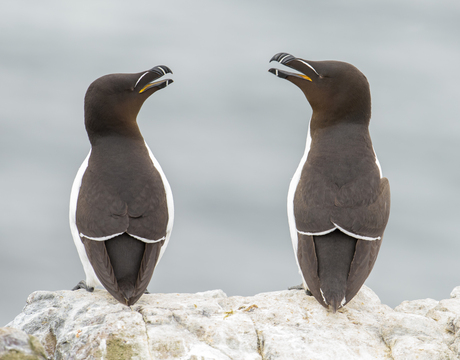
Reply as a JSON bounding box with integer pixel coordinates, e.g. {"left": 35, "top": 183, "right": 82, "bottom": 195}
{"left": 0, "top": 326, "right": 48, "bottom": 359}
{"left": 5, "top": 285, "right": 460, "bottom": 359}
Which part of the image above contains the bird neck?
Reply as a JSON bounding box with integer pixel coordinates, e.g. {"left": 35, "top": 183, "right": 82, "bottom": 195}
{"left": 85, "top": 114, "right": 144, "bottom": 146}
{"left": 310, "top": 107, "right": 370, "bottom": 133}
{"left": 309, "top": 117, "right": 373, "bottom": 151}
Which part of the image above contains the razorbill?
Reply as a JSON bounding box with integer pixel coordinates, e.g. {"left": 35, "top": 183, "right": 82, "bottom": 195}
{"left": 69, "top": 65, "right": 174, "bottom": 306}
{"left": 269, "top": 53, "right": 390, "bottom": 312}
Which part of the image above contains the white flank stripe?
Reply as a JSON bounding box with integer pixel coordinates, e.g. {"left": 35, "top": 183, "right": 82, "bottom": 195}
{"left": 80, "top": 231, "right": 166, "bottom": 244}
{"left": 297, "top": 59, "right": 320, "bottom": 76}
{"left": 80, "top": 232, "right": 124, "bottom": 241}
{"left": 128, "top": 233, "right": 166, "bottom": 243}
{"left": 297, "top": 223, "right": 380, "bottom": 241}
{"left": 297, "top": 228, "right": 336, "bottom": 236}
{"left": 333, "top": 222, "right": 381, "bottom": 241}
{"left": 134, "top": 72, "right": 149, "bottom": 88}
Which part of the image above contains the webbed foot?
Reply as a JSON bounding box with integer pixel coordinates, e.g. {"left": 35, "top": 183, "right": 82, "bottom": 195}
{"left": 72, "top": 280, "right": 94, "bottom": 292}
{"left": 288, "top": 284, "right": 304, "bottom": 290}
{"left": 288, "top": 284, "right": 312, "bottom": 296}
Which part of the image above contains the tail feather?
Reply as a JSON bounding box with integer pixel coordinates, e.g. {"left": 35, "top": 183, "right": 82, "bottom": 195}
{"left": 314, "top": 230, "right": 356, "bottom": 312}
{"left": 84, "top": 232, "right": 163, "bottom": 305}
{"left": 105, "top": 233, "right": 145, "bottom": 303}
{"left": 128, "top": 241, "right": 163, "bottom": 305}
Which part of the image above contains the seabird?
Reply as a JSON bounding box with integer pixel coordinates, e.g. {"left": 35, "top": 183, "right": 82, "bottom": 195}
{"left": 69, "top": 65, "right": 174, "bottom": 306}
{"left": 269, "top": 53, "right": 390, "bottom": 312}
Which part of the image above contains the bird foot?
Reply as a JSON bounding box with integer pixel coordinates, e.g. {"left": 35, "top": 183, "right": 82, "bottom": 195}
{"left": 288, "top": 284, "right": 313, "bottom": 296}
{"left": 144, "top": 289, "right": 150, "bottom": 294}
{"left": 72, "top": 280, "right": 94, "bottom": 292}
{"left": 288, "top": 283, "right": 304, "bottom": 290}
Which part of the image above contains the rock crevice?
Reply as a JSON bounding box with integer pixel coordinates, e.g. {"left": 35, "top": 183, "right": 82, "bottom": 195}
{"left": 135, "top": 307, "right": 153, "bottom": 360}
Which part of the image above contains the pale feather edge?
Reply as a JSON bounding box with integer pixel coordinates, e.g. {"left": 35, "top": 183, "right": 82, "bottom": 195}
{"left": 79, "top": 232, "right": 166, "bottom": 243}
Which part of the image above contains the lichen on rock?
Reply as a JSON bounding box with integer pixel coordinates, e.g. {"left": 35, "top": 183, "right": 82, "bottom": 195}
{"left": 0, "top": 327, "right": 47, "bottom": 360}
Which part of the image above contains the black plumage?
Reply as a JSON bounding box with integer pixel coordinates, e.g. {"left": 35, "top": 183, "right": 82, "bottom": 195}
{"left": 269, "top": 53, "right": 390, "bottom": 311}
{"left": 70, "top": 66, "right": 174, "bottom": 306}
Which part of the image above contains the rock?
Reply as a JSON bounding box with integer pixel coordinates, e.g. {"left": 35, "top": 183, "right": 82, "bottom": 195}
{"left": 394, "top": 298, "right": 438, "bottom": 316}
{"left": 450, "top": 286, "right": 460, "bottom": 299}
{"left": 0, "top": 327, "right": 48, "bottom": 360}
{"left": 5, "top": 285, "right": 460, "bottom": 359}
